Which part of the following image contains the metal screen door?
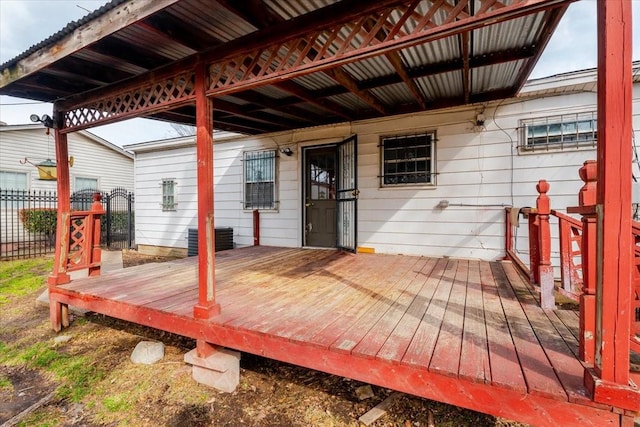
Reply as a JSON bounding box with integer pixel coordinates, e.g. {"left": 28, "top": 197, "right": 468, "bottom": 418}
{"left": 336, "top": 135, "right": 358, "bottom": 252}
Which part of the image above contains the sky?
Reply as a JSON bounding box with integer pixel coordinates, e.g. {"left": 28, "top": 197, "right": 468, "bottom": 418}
{"left": 0, "top": 0, "right": 639, "bottom": 147}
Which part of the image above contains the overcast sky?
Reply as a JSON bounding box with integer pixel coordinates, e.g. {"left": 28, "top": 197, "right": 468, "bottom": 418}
{"left": 0, "top": 0, "right": 639, "bottom": 147}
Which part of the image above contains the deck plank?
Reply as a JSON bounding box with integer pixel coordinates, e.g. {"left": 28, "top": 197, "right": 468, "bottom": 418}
{"left": 281, "top": 254, "right": 404, "bottom": 344}
{"left": 328, "top": 255, "right": 426, "bottom": 353}
{"left": 351, "top": 256, "right": 432, "bottom": 359}
{"left": 308, "top": 254, "right": 416, "bottom": 349}
{"left": 376, "top": 257, "right": 446, "bottom": 362}
{"left": 401, "top": 259, "right": 456, "bottom": 368}
{"left": 502, "top": 263, "right": 592, "bottom": 405}
{"left": 479, "top": 261, "right": 526, "bottom": 393}
{"left": 490, "top": 263, "right": 567, "bottom": 401}
{"left": 458, "top": 260, "right": 491, "bottom": 384}
{"left": 221, "top": 250, "right": 352, "bottom": 329}
{"left": 428, "top": 259, "right": 469, "bottom": 377}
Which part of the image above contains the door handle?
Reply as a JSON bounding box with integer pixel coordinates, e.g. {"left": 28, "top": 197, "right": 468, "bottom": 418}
{"left": 306, "top": 223, "right": 313, "bottom": 233}
{"left": 351, "top": 189, "right": 360, "bottom": 198}
{"left": 305, "top": 202, "right": 314, "bottom": 207}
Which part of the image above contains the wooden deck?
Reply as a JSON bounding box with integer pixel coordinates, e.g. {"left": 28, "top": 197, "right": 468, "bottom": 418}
{"left": 50, "top": 247, "right": 622, "bottom": 426}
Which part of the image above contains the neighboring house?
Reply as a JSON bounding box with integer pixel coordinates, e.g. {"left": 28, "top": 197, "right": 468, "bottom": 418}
{"left": 0, "top": 124, "right": 133, "bottom": 193}
{"left": 0, "top": 124, "right": 133, "bottom": 253}
{"left": 126, "top": 65, "right": 640, "bottom": 261}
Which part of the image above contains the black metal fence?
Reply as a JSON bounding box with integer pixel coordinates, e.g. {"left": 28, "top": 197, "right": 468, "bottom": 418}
{"left": 0, "top": 188, "right": 135, "bottom": 260}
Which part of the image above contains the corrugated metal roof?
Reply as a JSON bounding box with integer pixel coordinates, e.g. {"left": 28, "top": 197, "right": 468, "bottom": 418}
{"left": 0, "top": 0, "right": 126, "bottom": 70}
{"left": 0, "top": 0, "right": 573, "bottom": 135}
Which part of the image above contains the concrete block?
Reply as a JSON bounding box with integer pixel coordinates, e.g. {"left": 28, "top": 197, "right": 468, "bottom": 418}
{"left": 184, "top": 347, "right": 240, "bottom": 393}
{"left": 131, "top": 341, "right": 165, "bottom": 365}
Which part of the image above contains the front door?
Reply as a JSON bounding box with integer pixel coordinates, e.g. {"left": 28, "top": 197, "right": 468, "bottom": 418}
{"left": 304, "top": 146, "right": 337, "bottom": 247}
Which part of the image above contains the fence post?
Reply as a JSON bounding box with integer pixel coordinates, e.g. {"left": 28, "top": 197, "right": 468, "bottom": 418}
{"left": 105, "top": 192, "right": 112, "bottom": 248}
{"left": 568, "top": 160, "right": 597, "bottom": 364}
{"left": 128, "top": 192, "right": 134, "bottom": 249}
{"left": 536, "top": 180, "right": 555, "bottom": 309}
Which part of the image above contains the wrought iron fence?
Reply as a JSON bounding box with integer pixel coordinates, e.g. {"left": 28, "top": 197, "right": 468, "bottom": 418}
{"left": 0, "top": 188, "right": 135, "bottom": 260}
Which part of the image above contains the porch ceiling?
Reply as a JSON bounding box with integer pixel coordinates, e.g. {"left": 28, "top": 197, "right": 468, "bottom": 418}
{"left": 0, "top": 0, "right": 573, "bottom": 135}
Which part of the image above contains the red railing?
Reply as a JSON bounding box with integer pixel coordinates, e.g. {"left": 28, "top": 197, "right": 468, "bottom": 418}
{"left": 505, "top": 162, "right": 640, "bottom": 363}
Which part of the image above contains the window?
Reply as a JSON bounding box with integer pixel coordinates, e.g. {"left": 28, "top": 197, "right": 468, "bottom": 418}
{"left": 162, "top": 179, "right": 177, "bottom": 211}
{"left": 381, "top": 132, "right": 436, "bottom": 186}
{"left": 0, "top": 171, "right": 28, "bottom": 190}
{"left": 521, "top": 112, "right": 597, "bottom": 151}
{"left": 244, "top": 150, "right": 276, "bottom": 209}
{"left": 75, "top": 177, "right": 98, "bottom": 191}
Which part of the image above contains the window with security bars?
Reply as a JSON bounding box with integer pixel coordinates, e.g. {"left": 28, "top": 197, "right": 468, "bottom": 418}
{"left": 381, "top": 132, "right": 436, "bottom": 186}
{"left": 162, "top": 178, "right": 176, "bottom": 211}
{"left": 244, "top": 150, "right": 276, "bottom": 210}
{"left": 521, "top": 112, "right": 597, "bottom": 151}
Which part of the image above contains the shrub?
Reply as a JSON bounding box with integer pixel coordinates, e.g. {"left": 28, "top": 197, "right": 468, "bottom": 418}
{"left": 19, "top": 208, "right": 57, "bottom": 236}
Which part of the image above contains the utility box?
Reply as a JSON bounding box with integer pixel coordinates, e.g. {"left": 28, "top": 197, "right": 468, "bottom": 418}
{"left": 188, "top": 227, "right": 234, "bottom": 256}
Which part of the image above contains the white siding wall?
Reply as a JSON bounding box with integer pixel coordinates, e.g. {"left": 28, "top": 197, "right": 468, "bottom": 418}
{"left": 132, "top": 86, "right": 640, "bottom": 262}
{"left": 0, "top": 127, "right": 133, "bottom": 192}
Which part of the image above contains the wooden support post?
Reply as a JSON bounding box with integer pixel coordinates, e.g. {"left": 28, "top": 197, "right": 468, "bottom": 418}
{"left": 568, "top": 160, "right": 598, "bottom": 364}
{"left": 253, "top": 209, "right": 260, "bottom": 246}
{"left": 48, "top": 109, "right": 71, "bottom": 331}
{"left": 583, "top": 0, "right": 640, "bottom": 410}
{"left": 193, "top": 60, "right": 220, "bottom": 319}
{"left": 504, "top": 208, "right": 513, "bottom": 260}
{"left": 535, "top": 180, "right": 554, "bottom": 309}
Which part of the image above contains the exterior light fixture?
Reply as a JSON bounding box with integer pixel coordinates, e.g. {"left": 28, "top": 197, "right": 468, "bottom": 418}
{"left": 280, "top": 147, "right": 294, "bottom": 156}
{"left": 30, "top": 113, "right": 54, "bottom": 128}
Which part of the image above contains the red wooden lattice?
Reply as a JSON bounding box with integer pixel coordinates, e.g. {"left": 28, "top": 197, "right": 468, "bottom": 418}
{"left": 206, "top": 0, "right": 525, "bottom": 96}
{"left": 68, "top": 216, "right": 88, "bottom": 268}
{"left": 64, "top": 71, "right": 196, "bottom": 131}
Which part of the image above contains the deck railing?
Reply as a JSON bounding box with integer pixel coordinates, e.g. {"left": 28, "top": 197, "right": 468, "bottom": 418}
{"left": 505, "top": 161, "right": 640, "bottom": 361}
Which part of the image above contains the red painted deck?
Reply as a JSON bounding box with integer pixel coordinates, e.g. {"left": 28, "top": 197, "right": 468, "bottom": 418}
{"left": 49, "top": 247, "right": 622, "bottom": 426}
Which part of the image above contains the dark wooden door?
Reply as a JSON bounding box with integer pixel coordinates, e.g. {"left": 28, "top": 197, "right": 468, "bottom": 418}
{"left": 304, "top": 146, "right": 337, "bottom": 247}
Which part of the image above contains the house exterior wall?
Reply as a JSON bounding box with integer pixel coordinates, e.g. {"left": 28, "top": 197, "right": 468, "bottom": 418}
{"left": 0, "top": 125, "right": 133, "bottom": 192}
{"left": 0, "top": 125, "right": 133, "bottom": 247}
{"left": 129, "top": 84, "right": 640, "bottom": 263}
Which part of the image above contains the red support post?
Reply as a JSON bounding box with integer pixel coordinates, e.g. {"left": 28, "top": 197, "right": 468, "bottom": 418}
{"left": 48, "top": 109, "right": 71, "bottom": 332}
{"left": 535, "top": 180, "right": 554, "bottom": 309}
{"left": 48, "top": 122, "right": 71, "bottom": 287}
{"left": 193, "top": 60, "right": 220, "bottom": 319}
{"left": 504, "top": 208, "right": 513, "bottom": 259}
{"left": 583, "top": 0, "right": 640, "bottom": 410}
{"left": 253, "top": 209, "right": 260, "bottom": 246}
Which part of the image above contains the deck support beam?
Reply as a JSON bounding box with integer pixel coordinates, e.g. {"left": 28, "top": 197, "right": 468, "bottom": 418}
{"left": 193, "top": 61, "right": 220, "bottom": 319}
{"left": 590, "top": 0, "right": 640, "bottom": 410}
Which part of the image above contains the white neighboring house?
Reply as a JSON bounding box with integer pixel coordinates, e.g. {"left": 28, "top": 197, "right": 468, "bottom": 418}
{"left": 0, "top": 124, "right": 133, "bottom": 250}
{"left": 126, "top": 66, "right": 640, "bottom": 262}
{"left": 0, "top": 124, "right": 133, "bottom": 193}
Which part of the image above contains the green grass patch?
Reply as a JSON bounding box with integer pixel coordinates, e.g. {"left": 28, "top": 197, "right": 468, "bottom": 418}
{"left": 103, "top": 394, "right": 132, "bottom": 412}
{"left": 0, "top": 373, "right": 13, "bottom": 391}
{"left": 2, "top": 341, "right": 104, "bottom": 402}
{"left": 0, "top": 258, "right": 53, "bottom": 306}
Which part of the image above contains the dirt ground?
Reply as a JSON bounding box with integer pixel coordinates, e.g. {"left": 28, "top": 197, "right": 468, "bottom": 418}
{"left": 0, "top": 252, "right": 529, "bottom": 427}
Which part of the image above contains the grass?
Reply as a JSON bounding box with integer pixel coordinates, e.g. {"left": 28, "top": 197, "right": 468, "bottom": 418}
{"left": 0, "top": 257, "right": 53, "bottom": 306}
{"left": 0, "top": 340, "right": 104, "bottom": 402}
